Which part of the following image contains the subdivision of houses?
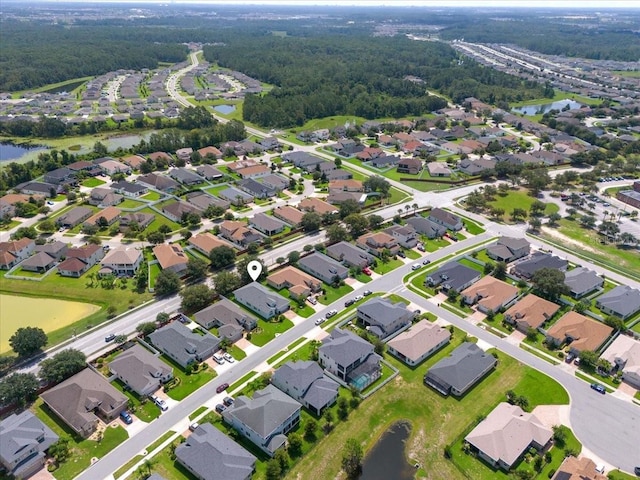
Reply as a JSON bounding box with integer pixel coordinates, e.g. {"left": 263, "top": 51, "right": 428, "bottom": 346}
{"left": 148, "top": 322, "right": 220, "bottom": 369}
{"left": 194, "top": 299, "right": 257, "bottom": 342}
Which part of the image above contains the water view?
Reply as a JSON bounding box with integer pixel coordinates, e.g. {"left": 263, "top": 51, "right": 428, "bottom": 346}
{"left": 360, "top": 422, "right": 414, "bottom": 480}
{"left": 511, "top": 99, "right": 583, "bottom": 116}
{"left": 214, "top": 104, "right": 236, "bottom": 114}
{"left": 0, "top": 141, "right": 47, "bottom": 162}
{"left": 103, "top": 131, "right": 155, "bottom": 151}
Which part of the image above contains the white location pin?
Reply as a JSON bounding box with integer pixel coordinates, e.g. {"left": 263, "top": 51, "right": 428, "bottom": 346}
{"left": 247, "top": 260, "right": 263, "bottom": 281}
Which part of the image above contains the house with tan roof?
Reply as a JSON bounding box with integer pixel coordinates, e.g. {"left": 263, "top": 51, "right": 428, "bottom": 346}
{"left": 601, "top": 335, "right": 640, "bottom": 389}
{"left": 162, "top": 201, "right": 201, "bottom": 223}
{"left": 298, "top": 197, "right": 338, "bottom": 216}
{"left": 153, "top": 243, "right": 188, "bottom": 274}
{"left": 546, "top": 312, "right": 613, "bottom": 353}
{"left": 328, "top": 179, "right": 364, "bottom": 192}
{"left": 84, "top": 206, "right": 121, "bottom": 227}
{"left": 387, "top": 320, "right": 450, "bottom": 366}
{"left": 189, "top": 232, "right": 235, "bottom": 257}
{"left": 356, "top": 147, "right": 384, "bottom": 161}
{"left": 273, "top": 205, "right": 304, "bottom": 227}
{"left": 427, "top": 162, "right": 453, "bottom": 177}
{"left": 100, "top": 247, "right": 143, "bottom": 276}
{"left": 197, "top": 146, "right": 223, "bottom": 159}
{"left": 147, "top": 152, "right": 173, "bottom": 163}
{"left": 356, "top": 231, "right": 400, "bottom": 257}
{"left": 461, "top": 276, "right": 519, "bottom": 314}
{"left": 465, "top": 402, "right": 552, "bottom": 470}
{"left": 120, "top": 155, "right": 146, "bottom": 169}
{"left": 88, "top": 187, "right": 123, "bottom": 207}
{"left": 267, "top": 266, "right": 322, "bottom": 300}
{"left": 0, "top": 193, "right": 42, "bottom": 218}
{"left": 503, "top": 294, "right": 560, "bottom": 332}
{"left": 552, "top": 456, "right": 607, "bottom": 480}
{"left": 220, "top": 220, "right": 262, "bottom": 247}
{"left": 237, "top": 164, "right": 270, "bottom": 179}
{"left": 396, "top": 157, "right": 423, "bottom": 174}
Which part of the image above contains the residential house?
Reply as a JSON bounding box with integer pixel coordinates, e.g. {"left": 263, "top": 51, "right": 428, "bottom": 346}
{"left": 197, "top": 146, "right": 223, "bottom": 160}
{"left": 175, "top": 148, "right": 193, "bottom": 163}
{"left": 512, "top": 253, "right": 568, "bottom": 279}
{"left": 196, "top": 165, "right": 224, "bottom": 181}
{"left": 185, "top": 191, "right": 230, "bottom": 211}
{"left": 44, "top": 167, "right": 76, "bottom": 186}
{"left": 119, "top": 212, "right": 155, "bottom": 232}
{"left": 282, "top": 152, "right": 323, "bottom": 169}
{"left": 326, "top": 190, "right": 367, "bottom": 205}
{"left": 223, "top": 385, "right": 301, "bottom": 457}
{"left": 189, "top": 233, "right": 235, "bottom": 257}
{"left": 546, "top": 312, "right": 614, "bottom": 353}
{"left": 319, "top": 328, "right": 381, "bottom": 391}
{"left": 425, "top": 261, "right": 481, "bottom": 292}
{"left": 0, "top": 238, "right": 35, "bottom": 269}
{"left": 0, "top": 411, "right": 59, "bottom": 479}
{"left": 485, "top": 237, "right": 530, "bottom": 263}
{"left": 100, "top": 247, "right": 143, "bottom": 276}
{"left": 330, "top": 139, "right": 364, "bottom": 157}
{"left": 34, "top": 241, "right": 67, "bottom": 261}
{"left": 384, "top": 224, "right": 418, "bottom": 249}
{"left": 356, "top": 232, "right": 400, "bottom": 257}
{"left": 396, "top": 158, "right": 423, "bottom": 174}
{"left": 162, "top": 201, "right": 201, "bottom": 223}
{"left": 194, "top": 298, "right": 257, "bottom": 342}
{"left": 320, "top": 168, "right": 350, "bottom": 182}
{"left": 461, "top": 276, "right": 519, "bottom": 314}
{"left": 237, "top": 165, "right": 270, "bottom": 179}
{"left": 233, "top": 283, "right": 290, "bottom": 320}
{"left": 428, "top": 208, "right": 463, "bottom": 231}
{"left": 357, "top": 297, "right": 414, "bottom": 339}
{"left": 601, "top": 335, "right": 640, "bottom": 389}
{"left": 40, "top": 369, "right": 128, "bottom": 438}
{"left": 147, "top": 152, "right": 173, "bottom": 163}
{"left": 220, "top": 220, "right": 262, "bottom": 248}
{"left": 326, "top": 241, "right": 375, "bottom": 268}
{"left": 153, "top": 243, "right": 188, "bottom": 274}
{"left": 261, "top": 174, "right": 289, "bottom": 192}
{"left": 169, "top": 168, "right": 202, "bottom": 186}
{"left": 297, "top": 252, "right": 349, "bottom": 284}
{"left": 405, "top": 216, "right": 447, "bottom": 239}
{"left": 371, "top": 155, "right": 400, "bottom": 168}
{"left": 148, "top": 322, "right": 220, "bottom": 369}
{"left": 227, "top": 159, "right": 258, "bottom": 174}
{"left": 273, "top": 206, "right": 304, "bottom": 227}
{"left": 267, "top": 266, "right": 322, "bottom": 300}
{"left": 176, "top": 423, "right": 256, "bottom": 480}
{"left": 465, "top": 403, "right": 552, "bottom": 470}
{"left": 271, "top": 361, "right": 339, "bottom": 415}
{"left": 68, "top": 160, "right": 101, "bottom": 176}
{"left": 328, "top": 179, "right": 364, "bottom": 192}
{"left": 551, "top": 456, "right": 607, "bottom": 480}
{"left": 260, "top": 137, "right": 280, "bottom": 150}
{"left": 504, "top": 294, "right": 560, "bottom": 332}
{"left": 423, "top": 342, "right": 497, "bottom": 397}
{"left": 84, "top": 206, "right": 121, "bottom": 227}
{"left": 563, "top": 267, "right": 604, "bottom": 298}
{"left": 108, "top": 344, "right": 173, "bottom": 396}
{"left": 387, "top": 320, "right": 451, "bottom": 366}
{"left": 0, "top": 193, "right": 41, "bottom": 219}
{"left": 249, "top": 213, "right": 287, "bottom": 236}
{"left": 218, "top": 187, "right": 254, "bottom": 206}
{"left": 596, "top": 285, "right": 640, "bottom": 320}
{"left": 20, "top": 251, "right": 57, "bottom": 273}
{"left": 137, "top": 173, "right": 179, "bottom": 193}
{"left": 356, "top": 147, "right": 384, "bottom": 161}
{"left": 16, "top": 181, "right": 57, "bottom": 197}
{"left": 238, "top": 178, "right": 275, "bottom": 199}
{"left": 95, "top": 159, "right": 131, "bottom": 176}
{"left": 298, "top": 197, "right": 338, "bottom": 216}
{"left": 56, "top": 206, "right": 93, "bottom": 228}
{"left": 57, "top": 244, "right": 105, "bottom": 277}
{"left": 427, "top": 162, "right": 453, "bottom": 177}
{"left": 120, "top": 155, "right": 146, "bottom": 170}
{"left": 88, "top": 188, "right": 123, "bottom": 207}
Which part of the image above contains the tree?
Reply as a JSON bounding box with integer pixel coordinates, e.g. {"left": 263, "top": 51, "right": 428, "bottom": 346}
{"left": 344, "top": 213, "right": 369, "bottom": 238}
{"left": 301, "top": 211, "right": 322, "bottom": 232}
{"left": 337, "top": 397, "right": 349, "bottom": 420}
{"left": 180, "top": 284, "right": 215, "bottom": 312}
{"left": 0, "top": 373, "right": 38, "bottom": 407}
{"left": 304, "top": 418, "right": 318, "bottom": 441}
{"left": 137, "top": 321, "right": 158, "bottom": 336}
{"left": 529, "top": 199, "right": 547, "bottom": 217}
{"left": 9, "top": 327, "right": 47, "bottom": 357}
{"left": 579, "top": 215, "right": 596, "bottom": 229}
{"left": 39, "top": 349, "right": 86, "bottom": 384}
{"left": 548, "top": 212, "right": 562, "bottom": 227}
{"left": 186, "top": 257, "right": 207, "bottom": 280}
{"left": 146, "top": 231, "right": 165, "bottom": 244}
{"left": 274, "top": 448, "right": 289, "bottom": 472}
{"left": 528, "top": 217, "right": 542, "bottom": 232}
{"left": 327, "top": 224, "right": 349, "bottom": 243}
{"left": 531, "top": 268, "right": 568, "bottom": 301}
{"left": 154, "top": 269, "right": 181, "bottom": 296}
{"left": 552, "top": 425, "right": 568, "bottom": 446}
{"left": 39, "top": 219, "right": 56, "bottom": 233}
{"left": 265, "top": 459, "right": 282, "bottom": 480}
{"left": 493, "top": 261, "right": 507, "bottom": 280}
{"left": 49, "top": 437, "right": 71, "bottom": 464}
{"left": 578, "top": 350, "right": 599, "bottom": 370}
{"left": 339, "top": 199, "right": 361, "bottom": 218}
{"left": 287, "top": 431, "right": 303, "bottom": 457}
{"left": 368, "top": 214, "right": 384, "bottom": 230}
{"left": 209, "top": 245, "right": 236, "bottom": 270}
{"left": 341, "top": 438, "right": 363, "bottom": 479}
{"left": 237, "top": 256, "right": 266, "bottom": 284}
{"left": 213, "top": 271, "right": 241, "bottom": 296}
{"left": 511, "top": 208, "right": 528, "bottom": 222}
{"left": 287, "top": 250, "right": 300, "bottom": 265}
{"left": 603, "top": 315, "right": 625, "bottom": 331}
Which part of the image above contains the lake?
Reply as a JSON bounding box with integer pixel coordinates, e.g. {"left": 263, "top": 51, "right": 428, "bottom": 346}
{"left": 214, "top": 104, "right": 236, "bottom": 114}
{"left": 511, "top": 99, "right": 583, "bottom": 116}
{"left": 360, "top": 421, "right": 414, "bottom": 480}
{"left": 0, "top": 294, "right": 100, "bottom": 353}
{"left": 0, "top": 141, "right": 47, "bottom": 162}
{"left": 103, "top": 131, "right": 156, "bottom": 151}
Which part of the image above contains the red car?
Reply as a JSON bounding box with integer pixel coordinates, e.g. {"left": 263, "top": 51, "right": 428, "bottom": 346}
{"left": 216, "top": 383, "right": 229, "bottom": 394}
{"left": 362, "top": 267, "right": 372, "bottom": 275}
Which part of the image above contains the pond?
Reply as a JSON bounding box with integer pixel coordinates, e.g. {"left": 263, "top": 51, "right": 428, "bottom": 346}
{"left": 103, "top": 131, "right": 156, "bottom": 151}
{"left": 360, "top": 421, "right": 414, "bottom": 480}
{"left": 213, "top": 104, "right": 236, "bottom": 114}
{"left": 511, "top": 99, "right": 583, "bottom": 116}
{"left": 0, "top": 294, "right": 100, "bottom": 353}
{"left": 0, "top": 141, "right": 47, "bottom": 162}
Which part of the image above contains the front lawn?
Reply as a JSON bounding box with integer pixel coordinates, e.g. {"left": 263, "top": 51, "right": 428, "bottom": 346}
{"left": 139, "top": 207, "right": 181, "bottom": 233}
{"left": 161, "top": 357, "right": 217, "bottom": 401}
{"left": 111, "top": 379, "right": 160, "bottom": 422}
{"left": 81, "top": 177, "right": 106, "bottom": 187}
{"left": 227, "top": 344, "right": 247, "bottom": 361}
{"left": 372, "top": 258, "right": 403, "bottom": 275}
{"left": 458, "top": 257, "right": 485, "bottom": 273}
{"left": 423, "top": 237, "right": 450, "bottom": 252}
{"left": 317, "top": 283, "right": 354, "bottom": 305}
{"left": 249, "top": 318, "right": 295, "bottom": 346}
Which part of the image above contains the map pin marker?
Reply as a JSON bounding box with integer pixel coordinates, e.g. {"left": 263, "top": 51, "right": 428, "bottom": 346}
{"left": 247, "top": 260, "right": 262, "bottom": 282}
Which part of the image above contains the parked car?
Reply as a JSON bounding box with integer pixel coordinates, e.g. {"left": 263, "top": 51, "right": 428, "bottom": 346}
{"left": 422, "top": 259, "right": 431, "bottom": 265}
{"left": 565, "top": 353, "right": 575, "bottom": 364}
{"left": 151, "top": 396, "right": 168, "bottom": 411}
{"left": 417, "top": 244, "right": 425, "bottom": 252}
{"left": 573, "top": 358, "right": 580, "bottom": 366}
{"left": 590, "top": 383, "right": 606, "bottom": 394}
{"left": 633, "top": 466, "right": 640, "bottom": 475}
{"left": 223, "top": 353, "right": 235, "bottom": 363}
{"left": 216, "top": 383, "right": 229, "bottom": 394}
{"left": 362, "top": 267, "right": 372, "bottom": 275}
{"left": 307, "top": 296, "right": 317, "bottom": 305}
{"left": 104, "top": 334, "right": 116, "bottom": 343}
{"left": 397, "top": 251, "right": 406, "bottom": 258}
{"left": 325, "top": 309, "right": 338, "bottom": 318}
{"left": 223, "top": 396, "right": 234, "bottom": 406}
{"left": 46, "top": 201, "right": 54, "bottom": 205}
{"left": 119, "top": 411, "right": 133, "bottom": 424}
{"left": 215, "top": 404, "right": 226, "bottom": 414}
{"left": 363, "top": 290, "right": 372, "bottom": 296}
{"left": 213, "top": 353, "right": 225, "bottom": 365}
{"left": 314, "top": 317, "right": 326, "bottom": 325}
{"left": 189, "top": 422, "right": 199, "bottom": 432}
{"left": 354, "top": 295, "right": 363, "bottom": 302}
{"left": 411, "top": 264, "right": 420, "bottom": 270}
{"left": 345, "top": 299, "right": 355, "bottom": 307}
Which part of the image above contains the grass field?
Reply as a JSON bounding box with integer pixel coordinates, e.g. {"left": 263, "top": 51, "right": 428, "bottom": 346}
{"left": 119, "top": 198, "right": 146, "bottom": 209}
{"left": 0, "top": 293, "right": 100, "bottom": 353}
{"left": 162, "top": 356, "right": 217, "bottom": 401}
{"left": 81, "top": 178, "right": 106, "bottom": 188}
{"left": 488, "top": 189, "right": 559, "bottom": 222}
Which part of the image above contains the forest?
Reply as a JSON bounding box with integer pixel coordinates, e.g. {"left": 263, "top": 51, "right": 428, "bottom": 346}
{"left": 204, "top": 34, "right": 547, "bottom": 128}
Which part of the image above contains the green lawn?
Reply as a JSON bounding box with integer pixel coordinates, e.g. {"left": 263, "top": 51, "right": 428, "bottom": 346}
{"left": 317, "top": 283, "right": 354, "bottom": 305}
{"left": 458, "top": 257, "right": 485, "bottom": 273}
{"left": 372, "top": 258, "right": 403, "bottom": 275}
{"left": 474, "top": 249, "right": 493, "bottom": 264}
{"left": 139, "top": 207, "right": 182, "bottom": 233}
{"left": 404, "top": 248, "right": 421, "bottom": 259}
{"left": 608, "top": 470, "right": 639, "bottom": 480}
{"left": 141, "top": 191, "right": 162, "bottom": 201}
{"left": 189, "top": 406, "right": 208, "bottom": 421}
{"left": 249, "top": 318, "right": 295, "bottom": 347}
{"left": 487, "top": 189, "right": 559, "bottom": 222}
{"left": 81, "top": 178, "right": 106, "bottom": 188}
{"left": 111, "top": 379, "right": 160, "bottom": 422}
{"left": 267, "top": 337, "right": 308, "bottom": 364}
{"left": 113, "top": 455, "right": 144, "bottom": 479}
{"left": 229, "top": 371, "right": 258, "bottom": 393}
{"left": 119, "top": 198, "right": 146, "bottom": 209}
{"left": 423, "top": 237, "right": 450, "bottom": 252}
{"left": 227, "top": 344, "right": 247, "bottom": 361}
{"left": 32, "top": 399, "right": 129, "bottom": 480}
{"left": 462, "top": 219, "right": 486, "bottom": 235}
{"left": 161, "top": 357, "right": 217, "bottom": 401}
{"left": 149, "top": 262, "right": 161, "bottom": 289}
{"left": 0, "top": 219, "right": 21, "bottom": 230}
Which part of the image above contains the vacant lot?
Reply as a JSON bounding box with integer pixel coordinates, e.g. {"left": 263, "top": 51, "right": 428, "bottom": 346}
{"left": 488, "top": 189, "right": 559, "bottom": 222}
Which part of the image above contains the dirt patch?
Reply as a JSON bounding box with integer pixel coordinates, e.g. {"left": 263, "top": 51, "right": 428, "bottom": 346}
{"left": 541, "top": 226, "right": 600, "bottom": 255}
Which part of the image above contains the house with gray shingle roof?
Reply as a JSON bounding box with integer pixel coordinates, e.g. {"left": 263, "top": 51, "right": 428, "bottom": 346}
{"left": 169, "top": 168, "right": 202, "bottom": 186}
{"left": 271, "top": 361, "right": 339, "bottom": 415}
{"left": 194, "top": 299, "right": 257, "bottom": 342}
{"left": 424, "top": 342, "right": 496, "bottom": 397}
{"left": 425, "top": 261, "right": 481, "bottom": 293}
{"left": 297, "top": 252, "right": 349, "bottom": 284}
{"left": 233, "top": 283, "right": 289, "bottom": 320}
{"left": 563, "top": 267, "right": 604, "bottom": 299}
{"left": 513, "top": 253, "right": 568, "bottom": 279}
{"left": 21, "top": 251, "right": 57, "bottom": 273}
{"left": 0, "top": 411, "right": 59, "bottom": 479}
{"left": 405, "top": 216, "right": 446, "bottom": 239}
{"left": 108, "top": 344, "right": 173, "bottom": 396}
{"left": 596, "top": 285, "right": 640, "bottom": 320}
{"left": 357, "top": 297, "right": 414, "bottom": 339}
{"left": 176, "top": 423, "right": 256, "bottom": 480}
{"left": 218, "top": 186, "right": 254, "bottom": 206}
{"left": 56, "top": 206, "right": 93, "bottom": 228}
{"left": 485, "top": 237, "right": 530, "bottom": 263}
{"left": 238, "top": 178, "right": 275, "bottom": 199}
{"left": 148, "top": 322, "right": 220, "bottom": 369}
{"left": 249, "top": 213, "right": 287, "bottom": 236}
{"left": 326, "top": 241, "right": 375, "bottom": 268}
{"left": 222, "top": 385, "right": 301, "bottom": 457}
{"left": 427, "top": 208, "right": 463, "bottom": 231}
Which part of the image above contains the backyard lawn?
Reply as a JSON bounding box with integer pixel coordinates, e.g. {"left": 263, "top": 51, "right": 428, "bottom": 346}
{"left": 139, "top": 207, "right": 181, "bottom": 233}
{"left": 372, "top": 258, "right": 403, "bottom": 275}
{"left": 81, "top": 178, "right": 106, "bottom": 188}
{"left": 249, "top": 318, "right": 295, "bottom": 347}
{"left": 119, "top": 198, "right": 146, "bottom": 209}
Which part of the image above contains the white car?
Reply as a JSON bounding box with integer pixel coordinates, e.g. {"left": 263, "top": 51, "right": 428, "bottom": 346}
{"left": 354, "top": 295, "right": 363, "bottom": 301}
{"left": 151, "top": 396, "right": 168, "bottom": 411}
{"left": 314, "top": 317, "right": 326, "bottom": 325}
{"left": 411, "top": 264, "right": 421, "bottom": 270}
{"left": 325, "top": 309, "right": 338, "bottom": 318}
{"left": 223, "top": 353, "right": 235, "bottom": 363}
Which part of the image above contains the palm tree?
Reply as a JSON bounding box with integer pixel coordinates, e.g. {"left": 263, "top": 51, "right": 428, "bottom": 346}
{"left": 412, "top": 203, "right": 419, "bottom": 214}
{"left": 619, "top": 232, "right": 637, "bottom": 246}
{"left": 404, "top": 205, "right": 411, "bottom": 214}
